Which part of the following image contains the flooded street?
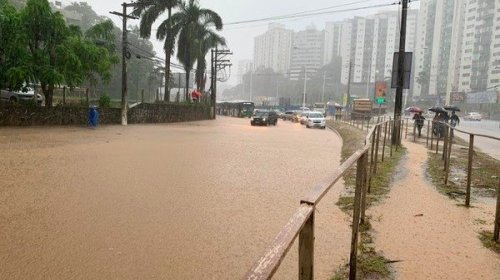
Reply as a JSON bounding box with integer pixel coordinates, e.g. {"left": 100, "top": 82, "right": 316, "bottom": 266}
{"left": 0, "top": 117, "right": 351, "bottom": 279}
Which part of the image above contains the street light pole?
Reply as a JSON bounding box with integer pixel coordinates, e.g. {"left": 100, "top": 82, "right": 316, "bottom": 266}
{"left": 347, "top": 60, "right": 353, "bottom": 111}
{"left": 276, "top": 80, "right": 279, "bottom": 107}
{"left": 250, "top": 71, "right": 253, "bottom": 102}
{"left": 366, "top": 61, "right": 372, "bottom": 98}
{"left": 302, "top": 71, "right": 307, "bottom": 110}
{"left": 322, "top": 71, "right": 326, "bottom": 104}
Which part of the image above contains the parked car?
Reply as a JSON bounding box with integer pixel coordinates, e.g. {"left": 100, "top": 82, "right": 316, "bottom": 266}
{"left": 251, "top": 110, "right": 278, "bottom": 126}
{"left": 305, "top": 112, "right": 326, "bottom": 129}
{"left": 282, "top": 110, "right": 294, "bottom": 121}
{"left": 0, "top": 87, "right": 43, "bottom": 104}
{"left": 464, "top": 112, "right": 482, "bottom": 121}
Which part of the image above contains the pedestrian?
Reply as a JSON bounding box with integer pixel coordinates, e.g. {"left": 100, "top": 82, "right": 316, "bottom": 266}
{"left": 413, "top": 111, "right": 425, "bottom": 137}
{"left": 191, "top": 90, "right": 198, "bottom": 102}
{"left": 88, "top": 105, "right": 99, "bottom": 129}
{"left": 450, "top": 111, "right": 460, "bottom": 127}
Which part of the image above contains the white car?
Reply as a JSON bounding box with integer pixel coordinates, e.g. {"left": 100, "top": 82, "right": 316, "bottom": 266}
{"left": 305, "top": 111, "right": 326, "bottom": 129}
{"left": 464, "top": 112, "right": 482, "bottom": 121}
{"left": 0, "top": 87, "right": 43, "bottom": 104}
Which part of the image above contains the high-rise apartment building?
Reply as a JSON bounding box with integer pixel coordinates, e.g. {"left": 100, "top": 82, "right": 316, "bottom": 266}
{"left": 289, "top": 25, "right": 325, "bottom": 80}
{"left": 413, "top": 0, "right": 464, "bottom": 100}
{"left": 325, "top": 10, "right": 417, "bottom": 96}
{"left": 253, "top": 23, "right": 293, "bottom": 74}
{"left": 324, "top": 22, "right": 343, "bottom": 65}
{"left": 457, "top": 0, "right": 500, "bottom": 93}
{"left": 236, "top": 60, "right": 254, "bottom": 84}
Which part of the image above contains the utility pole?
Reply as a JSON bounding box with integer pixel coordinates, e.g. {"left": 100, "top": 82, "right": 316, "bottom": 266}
{"left": 346, "top": 60, "right": 353, "bottom": 112}
{"left": 110, "top": 2, "right": 138, "bottom": 126}
{"left": 210, "top": 48, "right": 232, "bottom": 119}
{"left": 392, "top": 0, "right": 408, "bottom": 145}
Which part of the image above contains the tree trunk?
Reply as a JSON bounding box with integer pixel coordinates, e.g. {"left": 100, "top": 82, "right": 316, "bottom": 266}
{"left": 185, "top": 70, "right": 190, "bottom": 102}
{"left": 164, "top": 7, "right": 172, "bottom": 102}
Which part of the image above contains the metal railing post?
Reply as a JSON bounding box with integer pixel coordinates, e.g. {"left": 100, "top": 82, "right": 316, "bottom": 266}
{"left": 442, "top": 126, "right": 449, "bottom": 161}
{"left": 413, "top": 121, "right": 416, "bottom": 142}
{"left": 465, "top": 134, "right": 474, "bottom": 207}
{"left": 405, "top": 118, "right": 408, "bottom": 139}
{"left": 374, "top": 124, "right": 381, "bottom": 174}
{"left": 299, "top": 209, "right": 314, "bottom": 280}
{"left": 444, "top": 129, "right": 453, "bottom": 185}
{"left": 426, "top": 120, "right": 430, "bottom": 147}
{"left": 349, "top": 152, "right": 366, "bottom": 280}
{"left": 435, "top": 132, "right": 440, "bottom": 154}
{"left": 389, "top": 120, "right": 393, "bottom": 157}
{"left": 360, "top": 152, "right": 369, "bottom": 224}
{"left": 382, "top": 121, "right": 388, "bottom": 162}
{"left": 494, "top": 177, "right": 500, "bottom": 242}
{"left": 368, "top": 131, "right": 376, "bottom": 193}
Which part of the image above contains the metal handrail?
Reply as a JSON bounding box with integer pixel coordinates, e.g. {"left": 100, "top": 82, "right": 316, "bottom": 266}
{"left": 244, "top": 119, "right": 393, "bottom": 280}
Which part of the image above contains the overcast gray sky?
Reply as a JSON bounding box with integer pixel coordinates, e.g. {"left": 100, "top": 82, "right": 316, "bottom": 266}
{"left": 70, "top": 0, "right": 419, "bottom": 85}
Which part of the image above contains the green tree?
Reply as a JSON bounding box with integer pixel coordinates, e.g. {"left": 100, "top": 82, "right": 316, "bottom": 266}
{"left": 194, "top": 20, "right": 225, "bottom": 92}
{"left": 133, "top": 0, "right": 180, "bottom": 102}
{"left": 19, "top": 0, "right": 118, "bottom": 106}
{"left": 171, "top": 0, "right": 223, "bottom": 100}
{"left": 21, "top": 0, "right": 69, "bottom": 106}
{"left": 0, "top": 0, "right": 30, "bottom": 90}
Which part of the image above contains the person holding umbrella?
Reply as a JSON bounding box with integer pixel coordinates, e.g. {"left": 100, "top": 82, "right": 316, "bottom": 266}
{"left": 444, "top": 105, "right": 460, "bottom": 127}
{"left": 413, "top": 111, "right": 425, "bottom": 137}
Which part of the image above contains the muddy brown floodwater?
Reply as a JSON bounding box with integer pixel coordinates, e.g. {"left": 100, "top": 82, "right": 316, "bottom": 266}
{"left": 371, "top": 140, "right": 500, "bottom": 279}
{"left": 0, "top": 117, "right": 352, "bottom": 279}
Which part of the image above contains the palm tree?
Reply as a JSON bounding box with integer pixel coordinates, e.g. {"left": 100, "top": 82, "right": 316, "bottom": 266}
{"left": 170, "top": 0, "right": 223, "bottom": 101}
{"left": 132, "top": 0, "right": 179, "bottom": 102}
{"left": 195, "top": 23, "right": 225, "bottom": 92}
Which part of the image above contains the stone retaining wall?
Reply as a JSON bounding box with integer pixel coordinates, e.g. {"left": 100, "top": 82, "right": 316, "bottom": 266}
{"left": 0, "top": 103, "right": 211, "bottom": 126}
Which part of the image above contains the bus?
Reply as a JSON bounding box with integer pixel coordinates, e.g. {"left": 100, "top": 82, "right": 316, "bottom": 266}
{"left": 217, "top": 101, "right": 255, "bottom": 118}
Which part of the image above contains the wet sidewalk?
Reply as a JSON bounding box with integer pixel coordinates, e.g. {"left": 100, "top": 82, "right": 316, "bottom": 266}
{"left": 370, "top": 139, "right": 499, "bottom": 279}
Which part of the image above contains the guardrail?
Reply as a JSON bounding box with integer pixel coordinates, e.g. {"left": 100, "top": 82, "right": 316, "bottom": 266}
{"left": 411, "top": 120, "right": 500, "bottom": 242}
{"left": 244, "top": 118, "right": 402, "bottom": 280}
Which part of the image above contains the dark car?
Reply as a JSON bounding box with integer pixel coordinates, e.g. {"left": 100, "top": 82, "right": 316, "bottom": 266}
{"left": 251, "top": 110, "right": 278, "bottom": 126}
{"left": 282, "top": 110, "right": 294, "bottom": 121}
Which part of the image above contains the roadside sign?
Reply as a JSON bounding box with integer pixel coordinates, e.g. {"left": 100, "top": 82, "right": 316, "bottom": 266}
{"left": 376, "top": 97, "right": 385, "bottom": 104}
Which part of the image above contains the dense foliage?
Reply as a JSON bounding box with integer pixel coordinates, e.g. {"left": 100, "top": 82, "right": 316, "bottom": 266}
{"left": 133, "top": 0, "right": 225, "bottom": 101}
{"left": 0, "top": 0, "right": 119, "bottom": 107}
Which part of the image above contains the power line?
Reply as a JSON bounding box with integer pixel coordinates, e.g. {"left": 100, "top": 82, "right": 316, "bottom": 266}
{"left": 225, "top": 1, "right": 399, "bottom": 25}
{"left": 127, "top": 42, "right": 190, "bottom": 70}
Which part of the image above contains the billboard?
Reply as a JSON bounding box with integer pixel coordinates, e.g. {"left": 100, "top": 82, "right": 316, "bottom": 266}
{"left": 375, "top": 81, "right": 387, "bottom": 98}
{"left": 450, "top": 92, "right": 465, "bottom": 103}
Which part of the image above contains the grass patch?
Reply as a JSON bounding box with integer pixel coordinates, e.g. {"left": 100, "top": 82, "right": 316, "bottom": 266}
{"left": 426, "top": 136, "right": 500, "bottom": 200}
{"left": 328, "top": 120, "right": 404, "bottom": 280}
{"left": 478, "top": 231, "right": 500, "bottom": 254}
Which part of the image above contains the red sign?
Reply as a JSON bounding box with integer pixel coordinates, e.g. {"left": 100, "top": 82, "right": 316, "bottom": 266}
{"left": 375, "top": 81, "right": 387, "bottom": 98}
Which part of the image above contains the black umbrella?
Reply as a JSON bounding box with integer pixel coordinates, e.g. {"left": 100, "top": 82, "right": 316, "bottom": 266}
{"left": 428, "top": 106, "right": 446, "bottom": 113}
{"left": 444, "top": 105, "right": 461, "bottom": 112}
